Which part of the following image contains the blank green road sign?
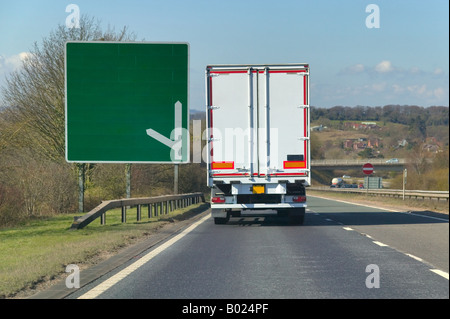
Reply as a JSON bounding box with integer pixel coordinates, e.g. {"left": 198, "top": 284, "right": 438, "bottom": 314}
{"left": 65, "top": 42, "right": 189, "bottom": 163}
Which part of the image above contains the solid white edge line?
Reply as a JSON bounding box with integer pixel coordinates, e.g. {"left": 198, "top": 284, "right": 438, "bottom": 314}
{"left": 430, "top": 269, "right": 449, "bottom": 280}
{"left": 78, "top": 214, "right": 210, "bottom": 299}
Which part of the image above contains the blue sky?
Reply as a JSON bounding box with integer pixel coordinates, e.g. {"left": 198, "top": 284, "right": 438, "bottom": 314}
{"left": 0, "top": 0, "right": 448, "bottom": 110}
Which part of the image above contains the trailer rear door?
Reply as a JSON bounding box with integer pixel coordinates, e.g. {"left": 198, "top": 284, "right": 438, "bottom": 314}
{"left": 206, "top": 65, "right": 309, "bottom": 180}
{"left": 257, "top": 67, "right": 309, "bottom": 177}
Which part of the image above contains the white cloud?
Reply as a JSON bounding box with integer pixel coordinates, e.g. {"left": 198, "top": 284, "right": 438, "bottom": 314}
{"left": 433, "top": 68, "right": 444, "bottom": 75}
{"left": 433, "top": 87, "right": 446, "bottom": 99}
{"left": 341, "top": 60, "right": 447, "bottom": 78}
{"left": 0, "top": 52, "right": 31, "bottom": 74}
{"left": 407, "top": 84, "right": 428, "bottom": 95}
{"left": 371, "top": 82, "right": 386, "bottom": 92}
{"left": 392, "top": 84, "right": 404, "bottom": 93}
{"left": 347, "top": 64, "right": 365, "bottom": 73}
{"left": 374, "top": 60, "right": 393, "bottom": 73}
{"left": 0, "top": 52, "right": 32, "bottom": 94}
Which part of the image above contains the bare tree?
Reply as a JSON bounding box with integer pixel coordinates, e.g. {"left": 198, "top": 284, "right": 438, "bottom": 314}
{"left": 0, "top": 16, "right": 137, "bottom": 215}
{"left": 1, "top": 15, "right": 136, "bottom": 161}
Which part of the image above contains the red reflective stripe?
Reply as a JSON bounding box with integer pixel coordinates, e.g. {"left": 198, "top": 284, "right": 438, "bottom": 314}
{"left": 269, "top": 173, "right": 307, "bottom": 176}
{"left": 210, "top": 70, "right": 247, "bottom": 74}
{"left": 212, "top": 173, "right": 249, "bottom": 176}
{"left": 269, "top": 69, "right": 307, "bottom": 73}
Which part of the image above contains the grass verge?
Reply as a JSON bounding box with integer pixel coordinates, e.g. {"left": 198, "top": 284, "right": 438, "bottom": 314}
{"left": 0, "top": 202, "right": 209, "bottom": 299}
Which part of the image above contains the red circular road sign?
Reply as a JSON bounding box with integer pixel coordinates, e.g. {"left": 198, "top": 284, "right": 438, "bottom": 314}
{"left": 363, "top": 163, "right": 374, "bottom": 175}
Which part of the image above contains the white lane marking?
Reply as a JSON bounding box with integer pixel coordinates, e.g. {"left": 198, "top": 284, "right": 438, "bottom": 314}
{"left": 373, "top": 241, "right": 389, "bottom": 247}
{"left": 343, "top": 227, "right": 354, "bottom": 231}
{"left": 78, "top": 214, "right": 210, "bottom": 299}
{"left": 430, "top": 269, "right": 449, "bottom": 280}
{"left": 405, "top": 253, "right": 424, "bottom": 262}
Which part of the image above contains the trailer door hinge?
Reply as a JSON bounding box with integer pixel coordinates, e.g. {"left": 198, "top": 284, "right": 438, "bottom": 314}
{"left": 208, "top": 105, "right": 220, "bottom": 110}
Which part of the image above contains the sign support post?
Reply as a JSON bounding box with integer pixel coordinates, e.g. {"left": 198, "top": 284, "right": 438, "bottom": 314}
{"left": 403, "top": 168, "right": 407, "bottom": 200}
{"left": 65, "top": 42, "right": 189, "bottom": 199}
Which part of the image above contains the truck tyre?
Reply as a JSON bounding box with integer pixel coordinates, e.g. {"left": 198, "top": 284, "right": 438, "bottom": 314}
{"left": 289, "top": 208, "right": 305, "bottom": 225}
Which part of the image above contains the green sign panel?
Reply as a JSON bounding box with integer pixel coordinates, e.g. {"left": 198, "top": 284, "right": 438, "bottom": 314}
{"left": 65, "top": 42, "right": 189, "bottom": 163}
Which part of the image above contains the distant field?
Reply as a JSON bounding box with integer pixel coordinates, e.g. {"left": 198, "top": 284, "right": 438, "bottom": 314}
{"left": 314, "top": 129, "right": 369, "bottom": 145}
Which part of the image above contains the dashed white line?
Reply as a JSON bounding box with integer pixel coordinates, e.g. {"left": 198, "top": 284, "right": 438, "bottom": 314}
{"left": 345, "top": 229, "right": 448, "bottom": 281}
{"left": 372, "top": 241, "right": 389, "bottom": 247}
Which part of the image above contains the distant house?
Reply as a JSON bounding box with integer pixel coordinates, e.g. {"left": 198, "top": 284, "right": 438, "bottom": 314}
{"left": 367, "top": 138, "right": 380, "bottom": 148}
{"left": 422, "top": 137, "right": 441, "bottom": 153}
{"left": 423, "top": 144, "right": 439, "bottom": 152}
{"left": 344, "top": 139, "right": 353, "bottom": 148}
{"left": 343, "top": 138, "right": 379, "bottom": 150}
{"left": 353, "top": 142, "right": 366, "bottom": 150}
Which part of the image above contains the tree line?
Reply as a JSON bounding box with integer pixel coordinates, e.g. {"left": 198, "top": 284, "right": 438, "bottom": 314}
{"left": 311, "top": 105, "right": 449, "bottom": 127}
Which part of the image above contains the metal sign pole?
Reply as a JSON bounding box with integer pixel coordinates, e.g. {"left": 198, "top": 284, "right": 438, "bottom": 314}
{"left": 174, "top": 164, "right": 179, "bottom": 195}
{"left": 403, "top": 168, "right": 407, "bottom": 200}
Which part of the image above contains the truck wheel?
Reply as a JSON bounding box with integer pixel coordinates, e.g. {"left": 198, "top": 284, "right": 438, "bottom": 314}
{"left": 289, "top": 208, "right": 305, "bottom": 225}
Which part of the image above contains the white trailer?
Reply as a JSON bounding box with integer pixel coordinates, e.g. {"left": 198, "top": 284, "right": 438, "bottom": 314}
{"left": 205, "top": 64, "right": 310, "bottom": 224}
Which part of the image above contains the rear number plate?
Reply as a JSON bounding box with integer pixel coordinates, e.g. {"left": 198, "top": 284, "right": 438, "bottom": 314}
{"left": 252, "top": 185, "right": 265, "bottom": 194}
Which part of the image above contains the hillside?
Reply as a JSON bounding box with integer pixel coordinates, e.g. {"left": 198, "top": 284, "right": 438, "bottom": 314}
{"left": 310, "top": 120, "right": 449, "bottom": 160}
{"left": 310, "top": 115, "right": 448, "bottom": 191}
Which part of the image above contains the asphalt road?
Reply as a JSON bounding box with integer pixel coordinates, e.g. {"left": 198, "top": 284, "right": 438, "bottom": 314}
{"left": 67, "top": 195, "right": 448, "bottom": 300}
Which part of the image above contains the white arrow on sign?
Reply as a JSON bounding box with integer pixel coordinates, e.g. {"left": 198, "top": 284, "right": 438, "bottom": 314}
{"left": 146, "top": 101, "right": 183, "bottom": 161}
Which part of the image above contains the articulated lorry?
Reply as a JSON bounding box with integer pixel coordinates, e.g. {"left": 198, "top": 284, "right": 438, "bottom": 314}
{"left": 205, "top": 64, "right": 310, "bottom": 225}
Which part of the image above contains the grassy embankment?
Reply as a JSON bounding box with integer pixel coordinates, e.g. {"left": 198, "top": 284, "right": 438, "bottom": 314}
{"left": 0, "top": 202, "right": 208, "bottom": 298}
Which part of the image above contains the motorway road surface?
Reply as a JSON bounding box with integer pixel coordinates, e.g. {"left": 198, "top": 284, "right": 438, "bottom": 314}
{"left": 67, "top": 196, "right": 448, "bottom": 299}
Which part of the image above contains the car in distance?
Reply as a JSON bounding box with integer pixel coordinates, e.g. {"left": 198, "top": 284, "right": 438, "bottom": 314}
{"left": 385, "top": 158, "right": 399, "bottom": 163}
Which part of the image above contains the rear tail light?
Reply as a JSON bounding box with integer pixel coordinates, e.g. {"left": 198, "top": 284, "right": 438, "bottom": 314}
{"left": 293, "top": 195, "right": 306, "bottom": 203}
{"left": 212, "top": 197, "right": 226, "bottom": 203}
